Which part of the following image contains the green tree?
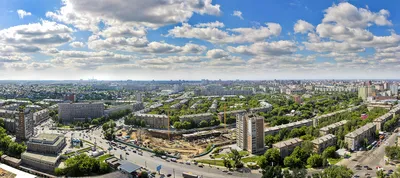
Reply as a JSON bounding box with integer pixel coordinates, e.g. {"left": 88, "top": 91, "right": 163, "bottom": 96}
{"left": 261, "top": 165, "right": 283, "bottom": 178}
{"left": 284, "top": 155, "right": 302, "bottom": 168}
{"left": 139, "top": 171, "right": 149, "bottom": 178}
{"left": 321, "top": 166, "right": 353, "bottom": 178}
{"left": 199, "top": 120, "right": 209, "bottom": 128}
{"left": 229, "top": 149, "right": 243, "bottom": 168}
{"left": 322, "top": 146, "right": 337, "bottom": 159}
{"left": 223, "top": 158, "right": 232, "bottom": 169}
{"left": 307, "top": 154, "right": 323, "bottom": 168}
{"left": 258, "top": 148, "right": 281, "bottom": 168}
{"left": 99, "top": 162, "right": 111, "bottom": 174}
{"left": 377, "top": 170, "right": 385, "bottom": 178}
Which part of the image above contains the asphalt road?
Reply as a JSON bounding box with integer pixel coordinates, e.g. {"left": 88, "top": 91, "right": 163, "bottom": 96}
{"left": 36, "top": 119, "right": 262, "bottom": 178}
{"left": 340, "top": 130, "right": 398, "bottom": 178}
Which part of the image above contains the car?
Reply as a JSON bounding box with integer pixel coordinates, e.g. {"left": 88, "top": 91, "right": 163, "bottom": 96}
{"left": 367, "top": 167, "right": 372, "bottom": 170}
{"left": 114, "top": 148, "right": 117, "bottom": 150}
{"left": 185, "top": 161, "right": 191, "bottom": 165}
{"left": 365, "top": 173, "right": 370, "bottom": 176}
{"left": 227, "top": 172, "right": 232, "bottom": 175}
{"left": 126, "top": 152, "right": 129, "bottom": 155}
{"left": 132, "top": 150, "right": 137, "bottom": 153}
{"left": 389, "top": 169, "right": 394, "bottom": 173}
{"left": 198, "top": 164, "right": 203, "bottom": 168}
{"left": 222, "top": 170, "right": 228, "bottom": 173}
{"left": 363, "top": 165, "right": 368, "bottom": 169}
{"left": 353, "top": 175, "right": 359, "bottom": 178}
{"left": 167, "top": 174, "right": 171, "bottom": 177}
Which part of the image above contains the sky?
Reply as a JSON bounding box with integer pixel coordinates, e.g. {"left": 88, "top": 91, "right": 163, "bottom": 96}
{"left": 0, "top": 0, "right": 399, "bottom": 80}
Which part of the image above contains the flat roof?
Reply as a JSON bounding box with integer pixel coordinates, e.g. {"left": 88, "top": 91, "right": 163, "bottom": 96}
{"left": 118, "top": 161, "right": 141, "bottom": 173}
{"left": 0, "top": 163, "right": 36, "bottom": 178}
{"left": 22, "top": 152, "right": 59, "bottom": 164}
{"left": 319, "top": 120, "right": 348, "bottom": 132}
{"left": 345, "top": 123, "right": 376, "bottom": 138}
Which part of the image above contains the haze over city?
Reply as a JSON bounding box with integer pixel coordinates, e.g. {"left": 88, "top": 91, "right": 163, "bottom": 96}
{"left": 0, "top": 0, "right": 400, "bottom": 80}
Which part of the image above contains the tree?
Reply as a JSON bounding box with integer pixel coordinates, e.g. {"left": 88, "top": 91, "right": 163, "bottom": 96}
{"left": 321, "top": 166, "right": 353, "bottom": 178}
{"left": 229, "top": 149, "right": 243, "bottom": 168}
{"left": 322, "top": 146, "right": 337, "bottom": 159}
{"left": 199, "top": 120, "right": 209, "bottom": 128}
{"left": 80, "top": 140, "right": 83, "bottom": 147}
{"left": 173, "top": 121, "right": 182, "bottom": 130}
{"left": 223, "top": 158, "right": 232, "bottom": 169}
{"left": 139, "top": 171, "right": 149, "bottom": 178}
{"left": 264, "top": 135, "right": 276, "bottom": 147}
{"left": 258, "top": 148, "right": 281, "bottom": 168}
{"left": 284, "top": 155, "right": 302, "bottom": 168}
{"left": 377, "top": 170, "right": 385, "bottom": 178}
{"left": 307, "top": 154, "right": 323, "bottom": 168}
{"left": 261, "top": 165, "right": 283, "bottom": 178}
{"left": 99, "top": 162, "right": 111, "bottom": 174}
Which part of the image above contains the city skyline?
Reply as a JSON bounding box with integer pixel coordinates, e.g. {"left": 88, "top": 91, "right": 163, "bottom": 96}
{"left": 1, "top": 0, "right": 400, "bottom": 80}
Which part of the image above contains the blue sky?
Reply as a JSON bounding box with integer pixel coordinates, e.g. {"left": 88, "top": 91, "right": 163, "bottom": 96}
{"left": 0, "top": 0, "right": 399, "bottom": 80}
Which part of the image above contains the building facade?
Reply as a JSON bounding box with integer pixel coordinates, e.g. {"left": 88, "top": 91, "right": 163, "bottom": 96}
{"left": 26, "top": 134, "right": 66, "bottom": 154}
{"left": 344, "top": 123, "right": 376, "bottom": 151}
{"left": 134, "top": 114, "right": 169, "bottom": 129}
{"left": 179, "top": 113, "right": 213, "bottom": 124}
{"left": 33, "top": 109, "right": 49, "bottom": 125}
{"left": 58, "top": 103, "right": 104, "bottom": 123}
{"left": 311, "top": 134, "right": 337, "bottom": 153}
{"left": 273, "top": 138, "right": 303, "bottom": 158}
{"left": 319, "top": 120, "right": 348, "bottom": 136}
{"left": 236, "top": 114, "right": 265, "bottom": 154}
{"left": 16, "top": 110, "right": 34, "bottom": 141}
{"left": 264, "top": 119, "right": 313, "bottom": 136}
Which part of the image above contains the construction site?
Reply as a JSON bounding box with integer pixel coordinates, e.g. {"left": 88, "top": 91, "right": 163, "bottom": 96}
{"left": 116, "top": 126, "right": 236, "bottom": 159}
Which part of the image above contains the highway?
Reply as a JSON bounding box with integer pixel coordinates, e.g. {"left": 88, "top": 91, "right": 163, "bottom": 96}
{"left": 36, "top": 119, "right": 262, "bottom": 178}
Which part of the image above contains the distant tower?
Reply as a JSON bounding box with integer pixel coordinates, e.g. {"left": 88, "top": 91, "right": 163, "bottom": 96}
{"left": 136, "top": 93, "right": 143, "bottom": 102}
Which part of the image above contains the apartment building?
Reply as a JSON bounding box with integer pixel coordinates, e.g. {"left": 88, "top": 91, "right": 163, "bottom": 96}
{"left": 209, "top": 100, "right": 218, "bottom": 112}
{"left": 345, "top": 123, "right": 376, "bottom": 151}
{"left": 373, "top": 112, "right": 393, "bottom": 131}
{"left": 134, "top": 114, "right": 169, "bottom": 129}
{"left": 273, "top": 138, "right": 303, "bottom": 158}
{"left": 16, "top": 110, "right": 34, "bottom": 141}
{"left": 264, "top": 119, "right": 313, "bottom": 136}
{"left": 190, "top": 100, "right": 203, "bottom": 110}
{"left": 319, "top": 120, "right": 348, "bottom": 136}
{"left": 33, "top": 109, "right": 49, "bottom": 125}
{"left": 132, "top": 102, "right": 144, "bottom": 112}
{"left": 236, "top": 114, "right": 265, "bottom": 154}
{"left": 179, "top": 113, "right": 213, "bottom": 124}
{"left": 217, "top": 110, "right": 246, "bottom": 121}
{"left": 58, "top": 103, "right": 104, "bottom": 123}
{"left": 311, "top": 134, "right": 337, "bottom": 153}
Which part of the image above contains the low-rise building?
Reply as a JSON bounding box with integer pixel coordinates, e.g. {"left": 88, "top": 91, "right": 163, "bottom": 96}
{"left": 311, "top": 134, "right": 337, "bottom": 153}
{"left": 373, "top": 112, "right": 393, "bottom": 131}
{"left": 319, "top": 120, "right": 348, "bottom": 136}
{"left": 264, "top": 119, "right": 313, "bottom": 135}
{"left": 132, "top": 102, "right": 144, "bottom": 112}
{"left": 209, "top": 100, "right": 218, "bottom": 112}
{"left": 344, "top": 123, "right": 376, "bottom": 151}
{"left": 273, "top": 138, "right": 303, "bottom": 158}
{"left": 134, "top": 114, "right": 169, "bottom": 129}
{"left": 21, "top": 133, "right": 66, "bottom": 172}
{"left": 179, "top": 113, "right": 213, "bottom": 124}
{"left": 26, "top": 134, "right": 66, "bottom": 154}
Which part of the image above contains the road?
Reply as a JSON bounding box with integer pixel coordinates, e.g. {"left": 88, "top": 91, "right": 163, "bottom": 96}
{"left": 339, "top": 130, "right": 398, "bottom": 177}
{"left": 36, "top": 119, "right": 262, "bottom": 178}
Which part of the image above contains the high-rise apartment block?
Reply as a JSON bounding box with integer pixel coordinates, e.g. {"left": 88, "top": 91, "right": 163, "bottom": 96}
{"left": 390, "top": 84, "right": 399, "bottom": 96}
{"left": 58, "top": 103, "right": 104, "bottom": 123}
{"left": 236, "top": 113, "right": 265, "bottom": 154}
{"left": 16, "top": 110, "right": 34, "bottom": 141}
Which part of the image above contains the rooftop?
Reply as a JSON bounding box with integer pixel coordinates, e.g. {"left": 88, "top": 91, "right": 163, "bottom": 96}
{"left": 319, "top": 120, "right": 348, "bottom": 132}
{"left": 345, "top": 123, "right": 376, "bottom": 138}
{"left": 273, "top": 138, "right": 302, "bottom": 148}
{"left": 312, "top": 134, "right": 336, "bottom": 144}
{"left": 118, "top": 161, "right": 141, "bottom": 173}
{"left": 21, "top": 152, "right": 59, "bottom": 164}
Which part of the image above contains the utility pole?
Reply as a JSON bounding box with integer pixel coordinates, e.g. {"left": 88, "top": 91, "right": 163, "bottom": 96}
{"left": 173, "top": 168, "right": 175, "bottom": 178}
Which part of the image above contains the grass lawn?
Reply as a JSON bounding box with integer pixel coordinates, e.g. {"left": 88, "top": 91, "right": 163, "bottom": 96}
{"left": 98, "top": 154, "right": 112, "bottom": 162}
{"left": 328, "top": 158, "right": 343, "bottom": 165}
{"left": 196, "top": 159, "right": 232, "bottom": 167}
{"left": 214, "top": 151, "right": 249, "bottom": 159}
{"left": 242, "top": 156, "right": 260, "bottom": 163}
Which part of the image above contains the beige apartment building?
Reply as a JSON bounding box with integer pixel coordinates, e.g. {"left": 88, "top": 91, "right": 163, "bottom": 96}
{"left": 319, "top": 120, "right": 348, "bottom": 135}
{"left": 236, "top": 113, "right": 265, "bottom": 154}
{"left": 311, "top": 134, "right": 337, "bottom": 153}
{"left": 273, "top": 138, "right": 303, "bottom": 158}
{"left": 33, "top": 109, "right": 49, "bottom": 125}
{"left": 264, "top": 119, "right": 313, "bottom": 136}
{"left": 179, "top": 113, "right": 213, "bottom": 124}
{"left": 345, "top": 123, "right": 376, "bottom": 151}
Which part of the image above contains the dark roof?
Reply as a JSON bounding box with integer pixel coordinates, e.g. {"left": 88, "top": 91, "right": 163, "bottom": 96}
{"left": 118, "top": 161, "right": 141, "bottom": 173}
